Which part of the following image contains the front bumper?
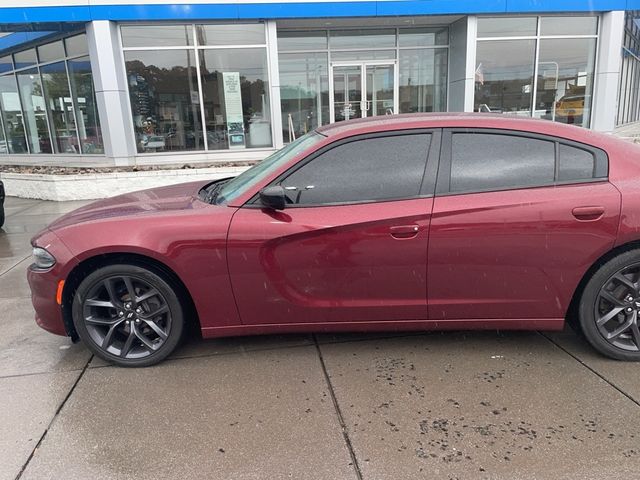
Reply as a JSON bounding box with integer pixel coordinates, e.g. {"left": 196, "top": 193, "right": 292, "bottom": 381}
{"left": 27, "top": 229, "right": 77, "bottom": 337}
{"left": 28, "top": 265, "right": 67, "bottom": 336}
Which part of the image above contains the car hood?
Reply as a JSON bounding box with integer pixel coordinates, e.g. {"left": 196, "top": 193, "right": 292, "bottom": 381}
{"left": 47, "top": 180, "right": 212, "bottom": 231}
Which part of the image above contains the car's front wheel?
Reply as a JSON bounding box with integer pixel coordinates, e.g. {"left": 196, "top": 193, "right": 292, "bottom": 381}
{"left": 580, "top": 249, "right": 640, "bottom": 361}
{"left": 72, "top": 264, "right": 184, "bottom": 367}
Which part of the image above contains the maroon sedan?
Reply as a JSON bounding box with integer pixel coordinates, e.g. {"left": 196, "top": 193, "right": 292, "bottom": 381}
{"left": 27, "top": 114, "right": 640, "bottom": 366}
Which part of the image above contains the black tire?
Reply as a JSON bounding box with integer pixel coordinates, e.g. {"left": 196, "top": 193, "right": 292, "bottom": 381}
{"left": 72, "top": 264, "right": 184, "bottom": 367}
{"left": 579, "top": 249, "right": 640, "bottom": 361}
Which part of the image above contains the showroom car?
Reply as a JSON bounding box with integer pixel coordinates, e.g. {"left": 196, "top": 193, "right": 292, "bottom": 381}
{"left": 27, "top": 113, "right": 640, "bottom": 366}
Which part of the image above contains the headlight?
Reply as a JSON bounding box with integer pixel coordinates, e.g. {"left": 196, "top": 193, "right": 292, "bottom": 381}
{"left": 32, "top": 247, "right": 56, "bottom": 269}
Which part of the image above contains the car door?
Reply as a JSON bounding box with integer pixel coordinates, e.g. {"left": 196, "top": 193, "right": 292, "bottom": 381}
{"left": 227, "top": 130, "right": 440, "bottom": 325}
{"left": 428, "top": 129, "right": 621, "bottom": 321}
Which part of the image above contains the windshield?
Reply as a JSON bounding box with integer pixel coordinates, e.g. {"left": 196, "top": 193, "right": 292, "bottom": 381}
{"left": 215, "top": 131, "right": 324, "bottom": 205}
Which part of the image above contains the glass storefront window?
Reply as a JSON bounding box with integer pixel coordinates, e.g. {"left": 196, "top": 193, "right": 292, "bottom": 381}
{"left": 41, "top": 61, "right": 78, "bottom": 153}
{"left": 399, "top": 27, "right": 448, "bottom": 47}
{"left": 199, "top": 48, "right": 271, "bottom": 150}
{"left": 14, "top": 49, "right": 37, "bottom": 70}
{"left": 477, "top": 17, "right": 537, "bottom": 38}
{"left": 0, "top": 33, "right": 102, "bottom": 156}
{"left": 330, "top": 29, "right": 396, "bottom": 49}
{"left": 65, "top": 34, "right": 88, "bottom": 57}
{"left": 534, "top": 38, "right": 596, "bottom": 127}
{"left": 540, "top": 16, "right": 598, "bottom": 36}
{"left": 277, "top": 27, "right": 449, "bottom": 138}
{"left": 124, "top": 49, "right": 203, "bottom": 153}
{"left": 0, "top": 74, "right": 28, "bottom": 153}
{"left": 331, "top": 50, "right": 397, "bottom": 61}
{"left": 196, "top": 24, "right": 265, "bottom": 46}
{"left": 279, "top": 52, "right": 329, "bottom": 141}
{"left": 38, "top": 41, "right": 65, "bottom": 63}
{"left": 399, "top": 48, "right": 448, "bottom": 113}
{"left": 121, "top": 25, "right": 194, "bottom": 48}
{"left": 474, "top": 39, "right": 536, "bottom": 115}
{"left": 475, "top": 15, "right": 598, "bottom": 128}
{"left": 278, "top": 31, "right": 327, "bottom": 51}
{"left": 68, "top": 56, "right": 104, "bottom": 154}
{"left": 0, "top": 56, "right": 12, "bottom": 74}
{"left": 0, "top": 112, "right": 6, "bottom": 154}
{"left": 122, "top": 23, "right": 272, "bottom": 153}
{"left": 16, "top": 68, "right": 53, "bottom": 153}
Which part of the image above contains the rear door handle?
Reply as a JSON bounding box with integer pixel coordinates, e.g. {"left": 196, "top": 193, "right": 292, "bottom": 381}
{"left": 390, "top": 225, "right": 420, "bottom": 239}
{"left": 572, "top": 206, "right": 605, "bottom": 221}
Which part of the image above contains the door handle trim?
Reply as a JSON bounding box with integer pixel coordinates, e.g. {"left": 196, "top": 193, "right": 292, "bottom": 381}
{"left": 572, "top": 206, "right": 605, "bottom": 220}
{"left": 390, "top": 225, "right": 420, "bottom": 239}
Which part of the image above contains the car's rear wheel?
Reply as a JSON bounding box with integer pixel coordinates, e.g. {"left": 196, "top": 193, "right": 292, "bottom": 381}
{"left": 72, "top": 264, "right": 184, "bottom": 367}
{"left": 580, "top": 249, "right": 640, "bottom": 361}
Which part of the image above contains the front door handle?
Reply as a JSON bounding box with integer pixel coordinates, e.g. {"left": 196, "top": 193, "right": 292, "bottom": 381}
{"left": 390, "top": 225, "right": 420, "bottom": 239}
{"left": 572, "top": 206, "right": 605, "bottom": 221}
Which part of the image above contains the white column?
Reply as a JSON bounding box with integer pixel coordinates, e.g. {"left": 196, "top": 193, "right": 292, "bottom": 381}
{"left": 448, "top": 16, "right": 477, "bottom": 112}
{"left": 591, "top": 11, "right": 625, "bottom": 132}
{"left": 266, "top": 20, "right": 284, "bottom": 149}
{"left": 86, "top": 20, "right": 137, "bottom": 165}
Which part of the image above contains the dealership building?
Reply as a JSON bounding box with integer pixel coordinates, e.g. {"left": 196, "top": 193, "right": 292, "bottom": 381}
{"left": 0, "top": 1, "right": 639, "bottom": 173}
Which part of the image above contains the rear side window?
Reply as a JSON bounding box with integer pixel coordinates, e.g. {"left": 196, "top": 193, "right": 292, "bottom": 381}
{"left": 558, "top": 144, "right": 596, "bottom": 181}
{"left": 451, "top": 133, "right": 555, "bottom": 193}
{"left": 280, "top": 134, "right": 431, "bottom": 205}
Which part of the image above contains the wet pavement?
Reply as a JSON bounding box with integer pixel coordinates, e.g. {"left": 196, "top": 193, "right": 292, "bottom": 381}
{"left": 1, "top": 196, "right": 640, "bottom": 480}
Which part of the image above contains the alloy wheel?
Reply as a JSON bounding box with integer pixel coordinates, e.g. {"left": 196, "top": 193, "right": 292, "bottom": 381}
{"left": 595, "top": 263, "right": 640, "bottom": 352}
{"left": 81, "top": 275, "right": 172, "bottom": 359}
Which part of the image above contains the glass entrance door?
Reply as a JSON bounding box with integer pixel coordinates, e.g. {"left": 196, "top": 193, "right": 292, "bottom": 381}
{"left": 366, "top": 64, "right": 395, "bottom": 117}
{"left": 332, "top": 65, "right": 362, "bottom": 122}
{"left": 330, "top": 62, "right": 397, "bottom": 123}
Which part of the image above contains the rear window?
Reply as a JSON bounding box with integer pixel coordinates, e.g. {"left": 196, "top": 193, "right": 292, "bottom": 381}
{"left": 451, "top": 133, "right": 555, "bottom": 193}
{"left": 446, "top": 130, "right": 608, "bottom": 194}
{"left": 558, "top": 144, "right": 596, "bottom": 182}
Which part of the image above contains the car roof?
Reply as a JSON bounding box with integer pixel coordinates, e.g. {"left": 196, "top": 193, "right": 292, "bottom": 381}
{"left": 315, "top": 113, "right": 607, "bottom": 143}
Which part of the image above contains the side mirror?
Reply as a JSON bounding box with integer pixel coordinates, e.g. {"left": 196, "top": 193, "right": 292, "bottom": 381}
{"left": 259, "top": 186, "right": 286, "bottom": 210}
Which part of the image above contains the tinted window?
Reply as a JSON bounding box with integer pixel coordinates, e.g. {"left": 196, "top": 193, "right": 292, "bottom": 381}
{"left": 281, "top": 134, "right": 431, "bottom": 205}
{"left": 451, "top": 133, "right": 555, "bottom": 192}
{"left": 558, "top": 144, "right": 595, "bottom": 181}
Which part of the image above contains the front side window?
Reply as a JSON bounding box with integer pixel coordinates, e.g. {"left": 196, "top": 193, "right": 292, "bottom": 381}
{"left": 217, "top": 131, "right": 323, "bottom": 204}
{"left": 280, "top": 133, "right": 431, "bottom": 205}
{"left": 450, "top": 133, "right": 555, "bottom": 193}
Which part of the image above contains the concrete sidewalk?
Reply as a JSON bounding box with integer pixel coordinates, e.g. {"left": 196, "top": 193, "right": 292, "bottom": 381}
{"left": 1, "top": 196, "right": 639, "bottom": 480}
